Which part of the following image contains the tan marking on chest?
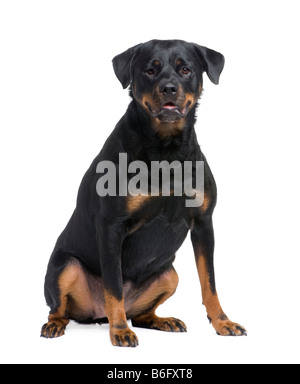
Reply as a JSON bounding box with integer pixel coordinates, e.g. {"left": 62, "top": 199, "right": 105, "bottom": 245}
{"left": 186, "top": 190, "right": 210, "bottom": 211}
{"left": 200, "top": 194, "right": 210, "bottom": 212}
{"left": 126, "top": 194, "right": 151, "bottom": 213}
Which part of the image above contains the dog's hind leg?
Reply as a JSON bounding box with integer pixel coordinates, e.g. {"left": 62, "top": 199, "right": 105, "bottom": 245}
{"left": 41, "top": 251, "right": 95, "bottom": 338}
{"left": 129, "top": 266, "right": 187, "bottom": 332}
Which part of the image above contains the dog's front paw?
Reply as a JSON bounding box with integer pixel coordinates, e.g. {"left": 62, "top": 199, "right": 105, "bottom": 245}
{"left": 110, "top": 327, "right": 139, "bottom": 347}
{"left": 212, "top": 319, "right": 247, "bottom": 336}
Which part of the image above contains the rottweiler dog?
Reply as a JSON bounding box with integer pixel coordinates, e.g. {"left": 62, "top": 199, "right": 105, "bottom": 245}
{"left": 41, "top": 39, "right": 246, "bottom": 347}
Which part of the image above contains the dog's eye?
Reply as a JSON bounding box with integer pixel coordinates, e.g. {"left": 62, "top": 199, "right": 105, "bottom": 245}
{"left": 182, "top": 67, "right": 190, "bottom": 75}
{"left": 146, "top": 68, "right": 155, "bottom": 75}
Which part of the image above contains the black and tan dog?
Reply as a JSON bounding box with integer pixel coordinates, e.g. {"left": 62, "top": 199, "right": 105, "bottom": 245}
{"left": 41, "top": 39, "right": 246, "bottom": 347}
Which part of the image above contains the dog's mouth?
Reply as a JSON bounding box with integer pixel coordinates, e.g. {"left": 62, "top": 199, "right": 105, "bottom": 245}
{"left": 162, "top": 102, "right": 178, "bottom": 111}
{"left": 145, "top": 101, "right": 191, "bottom": 121}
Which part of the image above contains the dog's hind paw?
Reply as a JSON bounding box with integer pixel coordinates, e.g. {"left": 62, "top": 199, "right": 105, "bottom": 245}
{"left": 132, "top": 314, "right": 187, "bottom": 332}
{"left": 41, "top": 321, "right": 66, "bottom": 338}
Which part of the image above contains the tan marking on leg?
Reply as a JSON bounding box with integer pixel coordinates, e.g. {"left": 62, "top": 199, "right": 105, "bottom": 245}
{"left": 41, "top": 263, "right": 95, "bottom": 338}
{"left": 130, "top": 269, "right": 178, "bottom": 314}
{"left": 103, "top": 290, "right": 138, "bottom": 347}
{"left": 196, "top": 256, "right": 247, "bottom": 336}
{"left": 197, "top": 256, "right": 225, "bottom": 320}
{"left": 129, "top": 268, "right": 186, "bottom": 332}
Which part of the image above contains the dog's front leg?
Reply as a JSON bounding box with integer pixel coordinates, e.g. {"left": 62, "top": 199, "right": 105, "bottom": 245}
{"left": 98, "top": 223, "right": 139, "bottom": 347}
{"left": 191, "top": 215, "right": 247, "bottom": 336}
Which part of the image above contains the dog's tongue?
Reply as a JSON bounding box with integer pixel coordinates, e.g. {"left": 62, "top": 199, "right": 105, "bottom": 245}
{"left": 163, "top": 103, "right": 177, "bottom": 110}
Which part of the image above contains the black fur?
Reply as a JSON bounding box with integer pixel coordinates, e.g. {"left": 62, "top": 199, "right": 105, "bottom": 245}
{"left": 43, "top": 39, "right": 232, "bottom": 339}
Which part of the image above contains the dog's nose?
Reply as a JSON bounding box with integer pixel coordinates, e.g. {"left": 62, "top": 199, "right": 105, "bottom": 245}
{"left": 159, "top": 82, "right": 178, "bottom": 95}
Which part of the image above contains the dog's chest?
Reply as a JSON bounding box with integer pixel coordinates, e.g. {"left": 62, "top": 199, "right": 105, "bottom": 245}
{"left": 126, "top": 194, "right": 192, "bottom": 229}
{"left": 121, "top": 195, "right": 191, "bottom": 281}
{"left": 122, "top": 214, "right": 189, "bottom": 281}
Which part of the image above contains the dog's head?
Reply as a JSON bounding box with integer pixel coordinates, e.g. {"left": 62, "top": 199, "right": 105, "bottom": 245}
{"left": 113, "top": 40, "right": 224, "bottom": 137}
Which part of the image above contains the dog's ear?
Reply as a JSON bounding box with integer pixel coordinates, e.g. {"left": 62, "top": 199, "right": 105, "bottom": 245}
{"left": 193, "top": 44, "right": 225, "bottom": 85}
{"left": 112, "top": 44, "right": 142, "bottom": 89}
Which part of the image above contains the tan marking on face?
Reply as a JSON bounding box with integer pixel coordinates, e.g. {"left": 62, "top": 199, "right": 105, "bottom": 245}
{"left": 184, "top": 92, "right": 197, "bottom": 108}
{"left": 141, "top": 93, "right": 154, "bottom": 110}
{"left": 153, "top": 120, "right": 186, "bottom": 138}
{"left": 137, "top": 83, "right": 203, "bottom": 138}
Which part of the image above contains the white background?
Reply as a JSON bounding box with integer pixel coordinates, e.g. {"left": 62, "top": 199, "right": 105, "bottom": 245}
{"left": 1, "top": 0, "right": 300, "bottom": 364}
